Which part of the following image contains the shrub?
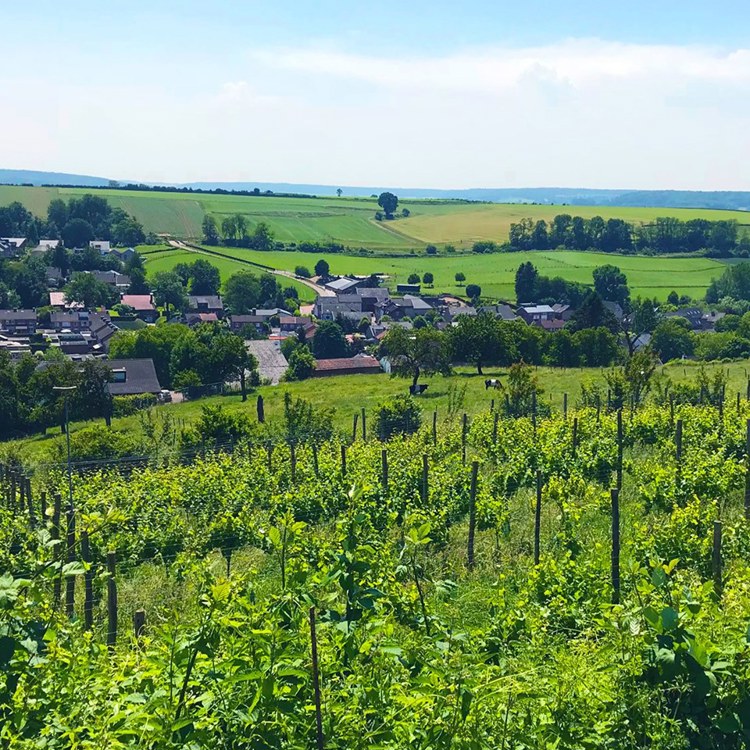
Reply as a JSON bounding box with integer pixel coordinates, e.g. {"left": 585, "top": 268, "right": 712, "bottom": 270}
{"left": 285, "top": 346, "right": 316, "bottom": 381}
{"left": 112, "top": 393, "right": 158, "bottom": 417}
{"left": 295, "top": 265, "right": 311, "bottom": 278}
{"left": 374, "top": 395, "right": 422, "bottom": 440}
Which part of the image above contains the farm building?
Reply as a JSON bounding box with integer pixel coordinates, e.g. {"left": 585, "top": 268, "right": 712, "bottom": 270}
{"left": 312, "top": 353, "right": 382, "bottom": 378}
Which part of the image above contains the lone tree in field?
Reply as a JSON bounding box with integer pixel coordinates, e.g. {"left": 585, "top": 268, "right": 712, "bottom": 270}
{"left": 380, "top": 326, "right": 451, "bottom": 388}
{"left": 377, "top": 192, "right": 399, "bottom": 219}
{"left": 466, "top": 283, "right": 481, "bottom": 301}
{"left": 315, "top": 259, "right": 330, "bottom": 279}
{"left": 336, "top": 188, "right": 343, "bottom": 197}
{"left": 455, "top": 272, "right": 466, "bottom": 286}
{"left": 407, "top": 273, "right": 420, "bottom": 284}
{"left": 423, "top": 272, "right": 434, "bottom": 286}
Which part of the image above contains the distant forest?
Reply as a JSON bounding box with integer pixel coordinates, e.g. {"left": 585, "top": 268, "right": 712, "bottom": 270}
{"left": 507, "top": 214, "right": 750, "bottom": 257}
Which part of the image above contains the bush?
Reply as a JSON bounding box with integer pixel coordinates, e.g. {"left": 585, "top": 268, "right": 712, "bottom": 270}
{"left": 374, "top": 395, "right": 422, "bottom": 440}
{"left": 295, "top": 265, "right": 311, "bottom": 278}
{"left": 285, "top": 346, "right": 316, "bottom": 381}
{"left": 112, "top": 393, "right": 158, "bottom": 417}
{"left": 49, "top": 426, "right": 141, "bottom": 464}
{"left": 425, "top": 245, "right": 437, "bottom": 255}
{"left": 407, "top": 273, "right": 420, "bottom": 284}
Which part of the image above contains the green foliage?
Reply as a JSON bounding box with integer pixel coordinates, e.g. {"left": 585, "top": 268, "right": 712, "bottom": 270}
{"left": 284, "top": 346, "right": 315, "bottom": 381}
{"left": 374, "top": 394, "right": 422, "bottom": 439}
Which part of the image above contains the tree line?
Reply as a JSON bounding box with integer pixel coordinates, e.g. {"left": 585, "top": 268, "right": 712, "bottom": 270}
{"left": 506, "top": 214, "right": 749, "bottom": 257}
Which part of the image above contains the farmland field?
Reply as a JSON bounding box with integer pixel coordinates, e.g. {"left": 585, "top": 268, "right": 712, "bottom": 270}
{"left": 3, "top": 183, "right": 749, "bottom": 252}
{"left": 171, "top": 244, "right": 726, "bottom": 301}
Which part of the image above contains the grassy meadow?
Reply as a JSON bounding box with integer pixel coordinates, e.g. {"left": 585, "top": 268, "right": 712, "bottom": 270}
{"left": 10, "top": 359, "right": 750, "bottom": 465}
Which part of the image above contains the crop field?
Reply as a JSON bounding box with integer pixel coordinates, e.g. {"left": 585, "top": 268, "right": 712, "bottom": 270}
{"left": 189, "top": 245, "right": 726, "bottom": 301}
{"left": 3, "top": 184, "right": 749, "bottom": 252}
{"left": 3, "top": 368, "right": 750, "bottom": 746}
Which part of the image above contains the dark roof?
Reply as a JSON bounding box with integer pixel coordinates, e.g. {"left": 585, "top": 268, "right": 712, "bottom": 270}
{"left": 356, "top": 287, "right": 390, "bottom": 299}
{"left": 188, "top": 295, "right": 224, "bottom": 309}
{"left": 0, "top": 309, "right": 37, "bottom": 321}
{"left": 105, "top": 358, "right": 162, "bottom": 395}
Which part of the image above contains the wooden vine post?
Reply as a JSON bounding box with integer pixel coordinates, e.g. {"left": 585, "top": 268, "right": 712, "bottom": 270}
{"left": 563, "top": 393, "right": 568, "bottom": 420}
{"left": 80, "top": 530, "right": 94, "bottom": 631}
{"left": 611, "top": 488, "right": 620, "bottom": 605}
{"left": 256, "top": 394, "right": 265, "bottom": 423}
{"left": 432, "top": 411, "right": 437, "bottom": 446}
{"left": 309, "top": 607, "right": 325, "bottom": 750}
{"left": 340, "top": 444, "right": 347, "bottom": 477}
{"left": 312, "top": 444, "right": 319, "bottom": 478}
{"left": 381, "top": 449, "right": 388, "bottom": 494}
{"left": 492, "top": 412, "right": 499, "bottom": 446}
{"left": 745, "top": 419, "right": 750, "bottom": 521}
{"left": 361, "top": 407, "right": 367, "bottom": 441}
{"left": 421, "top": 454, "right": 428, "bottom": 504}
{"left": 290, "top": 443, "right": 297, "bottom": 483}
{"left": 712, "top": 520, "right": 723, "bottom": 597}
{"left": 462, "top": 413, "right": 468, "bottom": 465}
{"left": 467, "top": 461, "right": 479, "bottom": 570}
{"left": 531, "top": 392, "right": 537, "bottom": 437}
{"left": 675, "top": 418, "right": 683, "bottom": 494}
{"left": 107, "top": 551, "right": 118, "bottom": 651}
{"left": 52, "top": 493, "right": 62, "bottom": 607}
{"left": 65, "top": 509, "right": 76, "bottom": 618}
{"left": 616, "top": 409, "right": 623, "bottom": 491}
{"left": 134, "top": 609, "right": 147, "bottom": 646}
{"left": 25, "top": 477, "right": 36, "bottom": 528}
{"left": 534, "top": 470, "right": 542, "bottom": 566}
{"left": 352, "top": 413, "right": 358, "bottom": 443}
{"left": 572, "top": 417, "right": 578, "bottom": 458}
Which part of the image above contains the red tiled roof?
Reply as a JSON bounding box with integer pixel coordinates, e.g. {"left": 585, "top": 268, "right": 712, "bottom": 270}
{"left": 121, "top": 294, "right": 155, "bottom": 311}
{"left": 314, "top": 355, "right": 381, "bottom": 372}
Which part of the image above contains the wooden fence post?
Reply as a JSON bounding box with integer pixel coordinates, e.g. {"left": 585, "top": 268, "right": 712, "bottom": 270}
{"left": 563, "top": 393, "right": 568, "bottom": 420}
{"left": 340, "top": 444, "right": 347, "bottom": 477}
{"left": 492, "top": 412, "right": 499, "bottom": 446}
{"left": 361, "top": 407, "right": 366, "bottom": 441}
{"left": 572, "top": 417, "right": 578, "bottom": 458}
{"left": 107, "top": 551, "right": 118, "bottom": 651}
{"left": 616, "top": 410, "right": 623, "bottom": 491}
{"left": 490, "top": 398, "right": 495, "bottom": 413}
{"left": 611, "top": 488, "right": 620, "bottom": 605}
{"left": 534, "top": 470, "right": 542, "bottom": 566}
{"left": 737, "top": 392, "right": 741, "bottom": 414}
{"left": 467, "top": 461, "right": 479, "bottom": 569}
{"left": 432, "top": 410, "right": 437, "bottom": 446}
{"left": 675, "top": 418, "right": 683, "bottom": 492}
{"left": 25, "top": 477, "right": 36, "bottom": 528}
{"left": 421, "top": 454, "right": 428, "bottom": 503}
{"left": 309, "top": 607, "right": 325, "bottom": 750}
{"left": 40, "top": 490, "right": 47, "bottom": 520}
{"left": 312, "top": 444, "right": 319, "bottom": 478}
{"left": 65, "top": 509, "right": 76, "bottom": 618}
{"left": 290, "top": 443, "right": 297, "bottom": 483}
{"left": 745, "top": 419, "right": 750, "bottom": 521}
{"left": 80, "top": 530, "right": 94, "bottom": 631}
{"left": 266, "top": 443, "right": 273, "bottom": 471}
{"left": 256, "top": 395, "right": 265, "bottom": 423}
{"left": 381, "top": 449, "right": 388, "bottom": 494}
{"left": 532, "top": 392, "right": 537, "bottom": 436}
{"left": 669, "top": 395, "right": 675, "bottom": 425}
{"left": 596, "top": 394, "right": 601, "bottom": 423}
{"left": 713, "top": 520, "right": 723, "bottom": 597}
{"left": 352, "top": 413, "right": 358, "bottom": 443}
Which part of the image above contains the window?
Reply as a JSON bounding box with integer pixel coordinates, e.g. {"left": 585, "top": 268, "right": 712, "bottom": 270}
{"left": 112, "top": 369, "right": 127, "bottom": 383}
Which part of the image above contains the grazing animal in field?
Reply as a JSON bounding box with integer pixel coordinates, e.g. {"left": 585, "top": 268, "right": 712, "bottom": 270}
{"left": 409, "top": 384, "right": 429, "bottom": 395}
{"left": 485, "top": 379, "right": 501, "bottom": 390}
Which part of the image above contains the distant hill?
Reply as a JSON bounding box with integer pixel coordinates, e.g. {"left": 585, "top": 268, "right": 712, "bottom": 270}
{"left": 1, "top": 169, "right": 749, "bottom": 211}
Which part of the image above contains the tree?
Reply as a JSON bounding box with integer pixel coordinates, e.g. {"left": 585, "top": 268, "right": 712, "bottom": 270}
{"left": 64, "top": 273, "right": 117, "bottom": 309}
{"left": 295, "top": 265, "right": 311, "bottom": 278}
{"left": 62, "top": 218, "right": 94, "bottom": 248}
{"left": 189, "top": 259, "right": 221, "bottom": 295}
{"left": 207, "top": 333, "right": 257, "bottom": 401}
{"left": 151, "top": 271, "right": 187, "bottom": 318}
{"left": 224, "top": 271, "right": 261, "bottom": 314}
{"left": 449, "top": 313, "right": 515, "bottom": 374}
{"left": 572, "top": 328, "right": 620, "bottom": 367}
{"left": 567, "top": 291, "right": 619, "bottom": 334}
{"left": 221, "top": 215, "right": 238, "bottom": 244}
{"left": 622, "top": 297, "right": 660, "bottom": 356}
{"left": 74, "top": 360, "right": 114, "bottom": 426}
{"left": 593, "top": 264, "right": 629, "bottom": 306}
{"left": 407, "top": 273, "right": 420, "bottom": 284}
{"left": 514, "top": 262, "right": 538, "bottom": 302}
{"left": 651, "top": 318, "right": 695, "bottom": 362}
{"left": 285, "top": 346, "right": 316, "bottom": 381}
{"left": 312, "top": 320, "right": 349, "bottom": 359}
{"left": 202, "top": 215, "right": 220, "bottom": 245}
{"left": 465, "top": 283, "right": 481, "bottom": 300}
{"left": 127, "top": 268, "right": 150, "bottom": 294}
{"left": 47, "top": 198, "right": 68, "bottom": 229}
{"left": 423, "top": 272, "right": 434, "bottom": 285}
{"left": 336, "top": 188, "right": 343, "bottom": 198}
{"left": 49, "top": 244, "right": 71, "bottom": 276}
{"left": 377, "top": 192, "right": 399, "bottom": 219}
{"left": 454, "top": 272, "right": 466, "bottom": 286}
{"left": 667, "top": 290, "right": 679, "bottom": 305}
{"left": 315, "top": 259, "right": 330, "bottom": 278}
{"left": 251, "top": 222, "right": 274, "bottom": 251}
{"left": 111, "top": 216, "right": 145, "bottom": 246}
{"left": 380, "top": 326, "right": 451, "bottom": 387}
{"left": 374, "top": 395, "right": 421, "bottom": 439}
{"left": 425, "top": 244, "right": 437, "bottom": 255}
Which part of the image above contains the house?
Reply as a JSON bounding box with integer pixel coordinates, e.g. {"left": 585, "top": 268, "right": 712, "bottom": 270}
{"left": 246, "top": 340, "right": 289, "bottom": 385}
{"left": 0, "top": 238, "right": 27, "bottom": 258}
{"left": 444, "top": 305, "right": 477, "bottom": 324}
{"left": 90, "top": 240, "right": 111, "bottom": 255}
{"left": 90, "top": 313, "right": 119, "bottom": 352}
{"left": 0, "top": 309, "right": 37, "bottom": 335}
{"left": 480, "top": 303, "right": 519, "bottom": 322}
{"left": 36, "top": 239, "right": 60, "bottom": 252}
{"left": 105, "top": 358, "right": 162, "bottom": 396}
{"left": 312, "top": 353, "right": 383, "bottom": 378}
{"left": 313, "top": 294, "right": 363, "bottom": 320}
{"left": 49, "top": 291, "right": 84, "bottom": 309}
{"left": 91, "top": 270, "right": 131, "bottom": 290}
{"left": 120, "top": 294, "right": 158, "bottom": 323}
{"left": 185, "top": 312, "right": 219, "bottom": 327}
{"left": 187, "top": 295, "right": 224, "bottom": 317}
{"left": 539, "top": 318, "right": 566, "bottom": 331}
{"left": 0, "top": 334, "right": 31, "bottom": 360}
{"left": 664, "top": 307, "right": 703, "bottom": 330}
{"left": 229, "top": 308, "right": 291, "bottom": 333}
{"left": 279, "top": 315, "right": 315, "bottom": 333}
{"left": 701, "top": 310, "right": 726, "bottom": 331}
{"left": 356, "top": 287, "right": 390, "bottom": 312}
{"left": 518, "top": 304, "right": 555, "bottom": 325}
{"left": 325, "top": 277, "right": 363, "bottom": 294}
{"left": 45, "top": 266, "right": 64, "bottom": 287}
{"left": 109, "top": 247, "right": 136, "bottom": 263}
{"left": 603, "top": 301, "right": 625, "bottom": 323}
{"left": 552, "top": 303, "right": 574, "bottom": 321}
{"left": 50, "top": 310, "right": 93, "bottom": 333}
{"left": 53, "top": 332, "right": 95, "bottom": 356}
{"left": 632, "top": 333, "right": 652, "bottom": 352}
{"left": 377, "top": 295, "right": 433, "bottom": 321}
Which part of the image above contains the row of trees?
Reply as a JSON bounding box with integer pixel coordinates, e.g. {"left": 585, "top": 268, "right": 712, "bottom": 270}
{"left": 508, "top": 214, "right": 748, "bottom": 257}
{"left": 202, "top": 215, "right": 275, "bottom": 250}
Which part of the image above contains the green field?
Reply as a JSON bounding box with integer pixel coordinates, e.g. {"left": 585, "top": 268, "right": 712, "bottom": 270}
{"left": 150, "top": 244, "right": 726, "bottom": 301}
{"left": 10, "top": 359, "right": 750, "bottom": 463}
{"left": 3, "top": 184, "right": 749, "bottom": 252}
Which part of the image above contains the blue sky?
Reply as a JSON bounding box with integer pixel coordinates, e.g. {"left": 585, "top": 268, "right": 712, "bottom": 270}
{"left": 3, "top": 1, "right": 750, "bottom": 189}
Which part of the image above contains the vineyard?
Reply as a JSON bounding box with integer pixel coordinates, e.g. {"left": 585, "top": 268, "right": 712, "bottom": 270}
{"left": 2, "top": 396, "right": 750, "bottom": 748}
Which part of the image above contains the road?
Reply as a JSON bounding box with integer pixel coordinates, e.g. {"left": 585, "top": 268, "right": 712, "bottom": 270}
{"left": 167, "top": 240, "right": 334, "bottom": 297}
